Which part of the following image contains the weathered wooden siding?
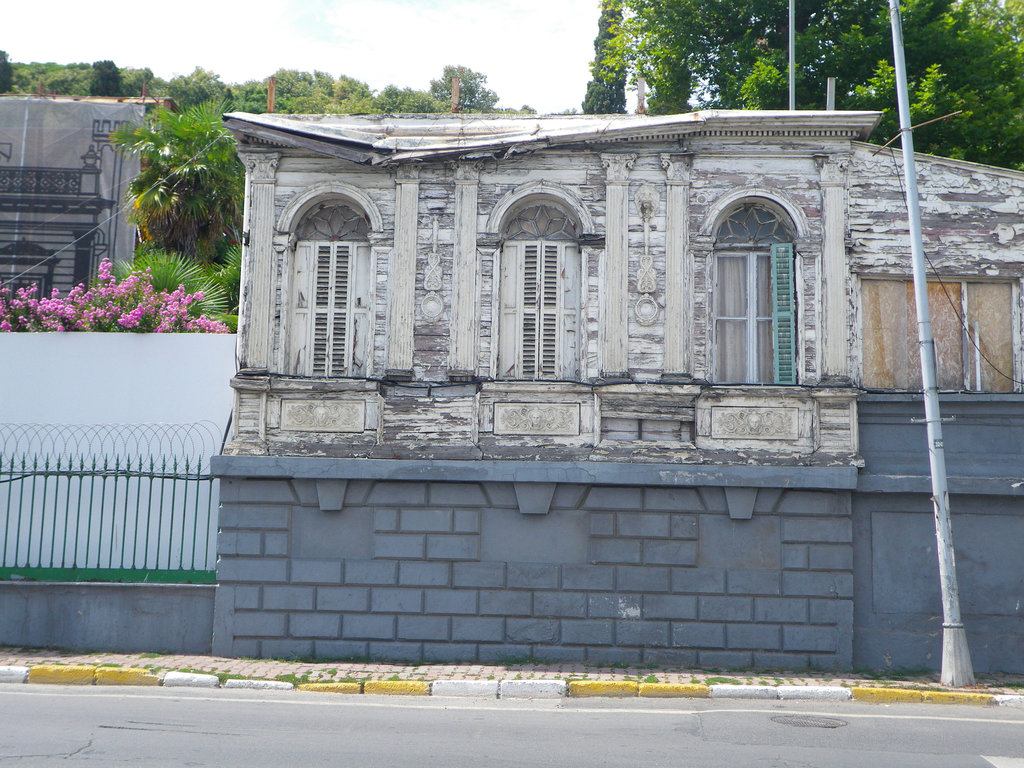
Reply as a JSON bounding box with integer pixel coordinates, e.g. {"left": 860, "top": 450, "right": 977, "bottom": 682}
{"left": 225, "top": 119, "right": 1024, "bottom": 464}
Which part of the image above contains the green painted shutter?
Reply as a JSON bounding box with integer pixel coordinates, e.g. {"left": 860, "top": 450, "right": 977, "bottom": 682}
{"left": 771, "top": 243, "right": 796, "bottom": 384}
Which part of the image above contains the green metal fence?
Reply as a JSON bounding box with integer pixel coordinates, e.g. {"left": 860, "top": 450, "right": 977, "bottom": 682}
{"left": 1, "top": 423, "right": 220, "bottom": 583}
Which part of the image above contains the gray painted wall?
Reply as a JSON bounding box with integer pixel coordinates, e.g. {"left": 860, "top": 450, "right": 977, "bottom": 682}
{"left": 0, "top": 582, "right": 214, "bottom": 653}
{"left": 852, "top": 395, "right": 1024, "bottom": 674}
{"left": 213, "top": 471, "right": 854, "bottom": 669}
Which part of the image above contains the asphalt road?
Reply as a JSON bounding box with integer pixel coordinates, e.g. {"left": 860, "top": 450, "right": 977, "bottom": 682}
{"left": 1, "top": 686, "right": 1023, "bottom": 767}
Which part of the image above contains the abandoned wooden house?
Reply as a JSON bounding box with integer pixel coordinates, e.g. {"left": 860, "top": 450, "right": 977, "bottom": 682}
{"left": 212, "top": 110, "right": 1024, "bottom": 672}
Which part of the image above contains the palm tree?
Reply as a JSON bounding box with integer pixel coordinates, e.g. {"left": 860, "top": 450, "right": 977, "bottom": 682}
{"left": 111, "top": 101, "right": 244, "bottom": 262}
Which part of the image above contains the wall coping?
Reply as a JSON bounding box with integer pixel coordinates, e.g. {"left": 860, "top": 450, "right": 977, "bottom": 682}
{"left": 212, "top": 456, "right": 858, "bottom": 490}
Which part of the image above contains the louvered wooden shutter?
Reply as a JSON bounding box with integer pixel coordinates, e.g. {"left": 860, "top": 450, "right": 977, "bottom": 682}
{"left": 521, "top": 244, "right": 539, "bottom": 376}
{"left": 539, "top": 244, "right": 559, "bottom": 377}
{"left": 771, "top": 243, "right": 796, "bottom": 384}
{"left": 312, "top": 244, "right": 333, "bottom": 375}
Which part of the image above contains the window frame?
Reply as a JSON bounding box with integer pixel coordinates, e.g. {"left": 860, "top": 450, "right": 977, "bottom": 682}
{"left": 287, "top": 202, "right": 373, "bottom": 378}
{"left": 711, "top": 203, "right": 797, "bottom": 385}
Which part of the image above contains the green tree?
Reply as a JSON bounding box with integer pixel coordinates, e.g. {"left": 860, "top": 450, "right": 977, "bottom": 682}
{"left": 166, "top": 67, "right": 229, "bottom": 108}
{"left": 110, "top": 101, "right": 244, "bottom": 261}
{"left": 90, "top": 60, "right": 122, "bottom": 97}
{"left": 120, "top": 67, "right": 165, "bottom": 99}
{"left": 333, "top": 75, "right": 376, "bottom": 112}
{"left": 582, "top": 0, "right": 627, "bottom": 114}
{"left": 11, "top": 62, "right": 92, "bottom": 95}
{"left": 0, "top": 51, "right": 12, "bottom": 93}
{"left": 429, "top": 65, "right": 499, "bottom": 112}
{"left": 375, "top": 85, "right": 445, "bottom": 113}
{"left": 613, "top": 0, "right": 1024, "bottom": 168}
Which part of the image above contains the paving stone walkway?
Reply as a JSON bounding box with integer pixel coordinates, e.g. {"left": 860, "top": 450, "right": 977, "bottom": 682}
{"left": 2, "top": 646, "right": 1021, "bottom": 693}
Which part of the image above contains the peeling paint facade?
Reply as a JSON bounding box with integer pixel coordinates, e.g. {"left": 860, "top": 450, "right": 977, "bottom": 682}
{"left": 211, "top": 111, "right": 1024, "bottom": 670}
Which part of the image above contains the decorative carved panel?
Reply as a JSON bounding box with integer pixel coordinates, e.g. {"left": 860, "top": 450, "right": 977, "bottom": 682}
{"left": 709, "top": 406, "right": 798, "bottom": 440}
{"left": 281, "top": 400, "right": 366, "bottom": 432}
{"left": 493, "top": 403, "right": 581, "bottom": 436}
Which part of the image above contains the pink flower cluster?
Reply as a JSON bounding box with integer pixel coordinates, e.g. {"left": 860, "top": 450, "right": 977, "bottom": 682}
{"left": 0, "top": 260, "right": 229, "bottom": 334}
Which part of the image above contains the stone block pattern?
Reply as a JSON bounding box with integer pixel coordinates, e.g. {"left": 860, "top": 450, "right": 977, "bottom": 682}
{"left": 214, "top": 480, "right": 854, "bottom": 669}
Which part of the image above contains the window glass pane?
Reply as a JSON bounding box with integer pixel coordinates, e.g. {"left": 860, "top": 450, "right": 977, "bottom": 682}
{"left": 715, "top": 204, "right": 794, "bottom": 245}
{"left": 505, "top": 204, "right": 577, "bottom": 241}
{"left": 715, "top": 319, "right": 747, "bottom": 381}
{"left": 298, "top": 204, "right": 369, "bottom": 241}
{"left": 716, "top": 255, "right": 747, "bottom": 317}
{"left": 757, "top": 319, "right": 774, "bottom": 383}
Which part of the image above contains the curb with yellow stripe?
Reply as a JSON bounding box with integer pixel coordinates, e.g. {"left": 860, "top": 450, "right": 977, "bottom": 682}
{"left": 0, "top": 665, "right": 1020, "bottom": 706}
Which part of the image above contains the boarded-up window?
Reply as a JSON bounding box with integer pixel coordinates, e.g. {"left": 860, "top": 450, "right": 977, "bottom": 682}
{"left": 861, "top": 279, "right": 1013, "bottom": 392}
{"left": 289, "top": 203, "right": 372, "bottom": 377}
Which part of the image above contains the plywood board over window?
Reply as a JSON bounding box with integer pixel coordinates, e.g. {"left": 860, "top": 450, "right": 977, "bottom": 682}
{"left": 861, "top": 279, "right": 1014, "bottom": 392}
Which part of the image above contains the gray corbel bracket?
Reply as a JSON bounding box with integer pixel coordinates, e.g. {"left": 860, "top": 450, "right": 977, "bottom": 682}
{"left": 316, "top": 479, "right": 348, "bottom": 512}
{"left": 723, "top": 487, "right": 783, "bottom": 520}
{"left": 724, "top": 487, "right": 757, "bottom": 520}
{"left": 513, "top": 482, "right": 557, "bottom": 515}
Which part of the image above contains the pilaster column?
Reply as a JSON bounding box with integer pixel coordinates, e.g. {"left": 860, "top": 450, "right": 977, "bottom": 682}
{"left": 601, "top": 153, "right": 637, "bottom": 378}
{"left": 387, "top": 165, "right": 420, "bottom": 378}
{"left": 661, "top": 153, "right": 694, "bottom": 378}
{"left": 816, "top": 155, "right": 850, "bottom": 382}
{"left": 237, "top": 151, "right": 279, "bottom": 371}
{"left": 449, "top": 163, "right": 480, "bottom": 377}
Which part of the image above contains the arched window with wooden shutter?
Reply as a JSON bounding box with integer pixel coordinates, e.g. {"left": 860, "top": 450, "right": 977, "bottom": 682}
{"left": 289, "top": 202, "right": 372, "bottom": 377}
{"left": 497, "top": 202, "right": 582, "bottom": 380}
{"left": 713, "top": 202, "right": 797, "bottom": 384}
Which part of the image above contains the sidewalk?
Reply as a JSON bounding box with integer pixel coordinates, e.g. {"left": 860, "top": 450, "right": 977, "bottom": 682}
{"left": 2, "top": 646, "right": 1023, "bottom": 700}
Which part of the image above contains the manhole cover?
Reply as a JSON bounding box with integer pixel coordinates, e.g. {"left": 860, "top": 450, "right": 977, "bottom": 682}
{"left": 771, "top": 715, "right": 848, "bottom": 729}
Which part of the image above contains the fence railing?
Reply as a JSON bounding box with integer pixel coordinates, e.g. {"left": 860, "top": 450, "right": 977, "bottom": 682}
{"left": 0, "top": 422, "right": 221, "bottom": 583}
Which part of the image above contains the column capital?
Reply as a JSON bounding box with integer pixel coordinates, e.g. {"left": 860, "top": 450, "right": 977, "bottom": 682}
{"left": 396, "top": 164, "right": 421, "bottom": 182}
{"left": 601, "top": 152, "right": 638, "bottom": 183}
{"left": 452, "top": 161, "right": 482, "bottom": 184}
{"left": 660, "top": 152, "right": 694, "bottom": 184}
{"left": 241, "top": 152, "right": 280, "bottom": 183}
{"left": 813, "top": 153, "right": 850, "bottom": 186}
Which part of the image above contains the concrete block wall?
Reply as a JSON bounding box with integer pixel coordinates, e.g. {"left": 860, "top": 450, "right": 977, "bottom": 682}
{"left": 213, "top": 478, "right": 854, "bottom": 668}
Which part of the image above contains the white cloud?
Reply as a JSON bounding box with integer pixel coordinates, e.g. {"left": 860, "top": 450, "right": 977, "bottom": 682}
{"left": 8, "top": 0, "right": 599, "bottom": 113}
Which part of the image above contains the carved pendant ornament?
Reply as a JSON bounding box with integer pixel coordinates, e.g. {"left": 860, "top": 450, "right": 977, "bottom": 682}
{"left": 421, "top": 216, "right": 444, "bottom": 321}
{"left": 634, "top": 182, "right": 660, "bottom": 326}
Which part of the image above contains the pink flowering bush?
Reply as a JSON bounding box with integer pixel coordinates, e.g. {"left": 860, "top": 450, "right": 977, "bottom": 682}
{"left": 0, "top": 259, "right": 229, "bottom": 333}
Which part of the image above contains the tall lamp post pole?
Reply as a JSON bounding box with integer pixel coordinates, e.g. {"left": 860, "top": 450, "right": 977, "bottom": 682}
{"left": 788, "top": 0, "right": 795, "bottom": 110}
{"left": 887, "top": 0, "right": 975, "bottom": 687}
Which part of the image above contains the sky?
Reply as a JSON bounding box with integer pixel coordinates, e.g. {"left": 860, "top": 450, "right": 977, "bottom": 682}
{"left": 6, "top": 0, "right": 602, "bottom": 114}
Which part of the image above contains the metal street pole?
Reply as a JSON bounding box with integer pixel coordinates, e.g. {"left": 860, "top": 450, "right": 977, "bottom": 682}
{"left": 887, "top": 0, "right": 975, "bottom": 687}
{"left": 788, "top": 0, "right": 796, "bottom": 110}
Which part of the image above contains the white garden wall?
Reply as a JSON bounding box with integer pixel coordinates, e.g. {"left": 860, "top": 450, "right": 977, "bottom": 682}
{"left": 0, "top": 333, "right": 236, "bottom": 426}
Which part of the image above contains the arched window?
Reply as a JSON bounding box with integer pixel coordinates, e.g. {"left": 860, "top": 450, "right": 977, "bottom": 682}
{"left": 713, "top": 202, "right": 796, "bottom": 384}
{"left": 288, "top": 202, "right": 372, "bottom": 377}
{"left": 497, "top": 202, "right": 582, "bottom": 379}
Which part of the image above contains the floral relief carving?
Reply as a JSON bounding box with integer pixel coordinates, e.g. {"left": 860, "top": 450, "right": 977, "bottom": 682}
{"left": 282, "top": 400, "right": 365, "bottom": 432}
{"left": 710, "top": 407, "right": 797, "bottom": 439}
{"left": 494, "top": 403, "right": 580, "bottom": 436}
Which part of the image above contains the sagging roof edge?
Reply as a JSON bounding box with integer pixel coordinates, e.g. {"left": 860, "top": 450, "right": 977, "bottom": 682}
{"left": 223, "top": 110, "right": 883, "bottom": 166}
